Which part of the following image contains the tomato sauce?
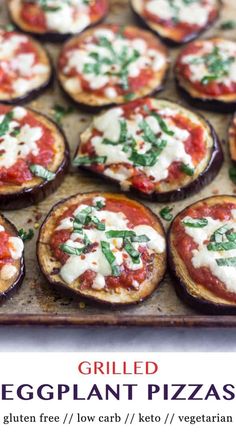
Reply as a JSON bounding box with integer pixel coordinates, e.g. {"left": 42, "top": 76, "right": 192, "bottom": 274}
{"left": 0, "top": 230, "right": 13, "bottom": 269}
{"left": 59, "top": 26, "right": 165, "bottom": 97}
{"left": 173, "top": 202, "right": 236, "bottom": 302}
{"left": 0, "top": 31, "right": 42, "bottom": 95}
{"left": 50, "top": 196, "right": 157, "bottom": 290}
{"left": 80, "top": 99, "right": 207, "bottom": 194}
{"left": 20, "top": 0, "right": 108, "bottom": 32}
{"left": 0, "top": 106, "right": 55, "bottom": 186}
{"left": 177, "top": 43, "right": 236, "bottom": 97}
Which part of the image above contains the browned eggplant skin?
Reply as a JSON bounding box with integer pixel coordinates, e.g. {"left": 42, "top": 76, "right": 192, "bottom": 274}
{"left": 130, "top": 1, "right": 221, "bottom": 47}
{"left": 0, "top": 111, "right": 70, "bottom": 210}
{"left": 168, "top": 195, "right": 236, "bottom": 315}
{"left": 75, "top": 104, "right": 223, "bottom": 202}
{"left": 176, "top": 78, "right": 236, "bottom": 113}
{"left": 229, "top": 114, "right": 236, "bottom": 162}
{"left": 0, "top": 213, "right": 25, "bottom": 300}
{"left": 57, "top": 26, "right": 169, "bottom": 110}
{"left": 37, "top": 192, "right": 167, "bottom": 306}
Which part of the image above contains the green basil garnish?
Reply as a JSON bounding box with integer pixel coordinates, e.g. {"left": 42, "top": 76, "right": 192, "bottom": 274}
{"left": 29, "top": 164, "right": 55, "bottom": 181}
{"left": 131, "top": 235, "right": 150, "bottom": 243}
{"left": 229, "top": 166, "right": 236, "bottom": 184}
{"left": 159, "top": 206, "right": 173, "bottom": 222}
{"left": 220, "top": 20, "right": 236, "bottom": 30}
{"left": 124, "top": 239, "right": 140, "bottom": 264}
{"left": 101, "top": 241, "right": 121, "bottom": 276}
{"left": 183, "top": 218, "right": 208, "bottom": 228}
{"left": 200, "top": 46, "right": 235, "bottom": 85}
{"left": 129, "top": 140, "right": 167, "bottom": 167}
{"left": 53, "top": 104, "right": 74, "bottom": 125}
{"left": 60, "top": 244, "right": 86, "bottom": 256}
{"left": 181, "top": 163, "right": 194, "bottom": 176}
{"left": 90, "top": 215, "right": 105, "bottom": 231}
{"left": 18, "top": 228, "right": 34, "bottom": 242}
{"left": 0, "top": 111, "right": 13, "bottom": 137}
{"left": 216, "top": 257, "right": 236, "bottom": 267}
{"left": 73, "top": 155, "right": 107, "bottom": 166}
{"left": 106, "top": 230, "right": 136, "bottom": 239}
{"left": 150, "top": 112, "right": 174, "bottom": 136}
{"left": 210, "top": 225, "right": 230, "bottom": 242}
{"left": 207, "top": 241, "right": 236, "bottom": 251}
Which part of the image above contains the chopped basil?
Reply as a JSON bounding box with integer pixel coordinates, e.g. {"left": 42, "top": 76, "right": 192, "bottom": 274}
{"left": 229, "top": 166, "right": 236, "bottom": 184}
{"left": 94, "top": 200, "right": 105, "bottom": 210}
{"left": 216, "top": 257, "right": 236, "bottom": 267}
{"left": 210, "top": 224, "right": 230, "bottom": 242}
{"left": 200, "top": 46, "right": 235, "bottom": 85}
{"left": 29, "top": 164, "right": 55, "bottom": 181}
{"left": 73, "top": 155, "right": 107, "bottom": 166}
{"left": 131, "top": 234, "right": 150, "bottom": 243}
{"left": 11, "top": 128, "right": 21, "bottom": 137}
{"left": 181, "top": 163, "right": 194, "bottom": 176}
{"left": 226, "top": 231, "right": 236, "bottom": 242}
{"left": 101, "top": 241, "right": 121, "bottom": 276}
{"left": 26, "top": 0, "right": 61, "bottom": 11}
{"left": 53, "top": 104, "right": 74, "bottom": 125}
{"left": 0, "top": 111, "right": 13, "bottom": 137}
{"left": 207, "top": 241, "right": 236, "bottom": 251}
{"left": 150, "top": 112, "right": 174, "bottom": 136}
{"left": 106, "top": 230, "right": 136, "bottom": 239}
{"left": 183, "top": 217, "right": 208, "bottom": 228}
{"left": 60, "top": 244, "right": 86, "bottom": 256}
{"left": 220, "top": 20, "right": 236, "bottom": 30}
{"left": 90, "top": 215, "right": 105, "bottom": 231}
{"left": 18, "top": 228, "right": 34, "bottom": 242}
{"left": 73, "top": 219, "right": 83, "bottom": 233}
{"left": 4, "top": 24, "right": 15, "bottom": 31}
{"left": 159, "top": 206, "right": 174, "bottom": 222}
{"left": 139, "top": 119, "right": 158, "bottom": 145}
{"left": 103, "top": 119, "right": 128, "bottom": 145}
{"left": 75, "top": 207, "right": 92, "bottom": 225}
{"left": 124, "top": 93, "right": 135, "bottom": 101}
{"left": 124, "top": 239, "right": 140, "bottom": 264}
{"left": 129, "top": 140, "right": 167, "bottom": 167}
{"left": 83, "top": 233, "right": 91, "bottom": 246}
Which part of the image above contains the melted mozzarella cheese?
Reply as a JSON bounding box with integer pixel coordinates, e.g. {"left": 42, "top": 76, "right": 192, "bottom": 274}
{"left": 57, "top": 199, "right": 166, "bottom": 286}
{"left": 0, "top": 112, "right": 42, "bottom": 169}
{"left": 42, "top": 0, "right": 90, "bottom": 33}
{"left": 145, "top": 0, "right": 216, "bottom": 26}
{"left": 0, "top": 31, "right": 50, "bottom": 97}
{"left": 88, "top": 106, "right": 194, "bottom": 183}
{"left": 63, "top": 29, "right": 166, "bottom": 91}
{"left": 0, "top": 263, "right": 17, "bottom": 280}
{"left": 181, "top": 40, "right": 236, "bottom": 85}
{"left": 8, "top": 237, "right": 24, "bottom": 260}
{"left": 182, "top": 211, "right": 236, "bottom": 293}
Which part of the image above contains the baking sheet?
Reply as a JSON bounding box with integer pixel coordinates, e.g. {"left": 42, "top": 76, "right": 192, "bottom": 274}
{"left": 1, "top": 0, "right": 236, "bottom": 327}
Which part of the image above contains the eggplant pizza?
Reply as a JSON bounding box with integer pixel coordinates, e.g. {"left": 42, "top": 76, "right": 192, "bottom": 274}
{"left": 0, "top": 105, "right": 69, "bottom": 210}
{"left": 8, "top": 0, "right": 108, "bottom": 42}
{"left": 0, "top": 28, "right": 52, "bottom": 104}
{"left": 168, "top": 196, "right": 236, "bottom": 313}
{"left": 37, "top": 192, "right": 166, "bottom": 305}
{"left": 228, "top": 113, "right": 236, "bottom": 163}
{"left": 131, "top": 0, "right": 221, "bottom": 46}
{"left": 175, "top": 38, "right": 236, "bottom": 112}
{"left": 74, "top": 98, "right": 223, "bottom": 201}
{"left": 0, "top": 213, "right": 24, "bottom": 299}
{"left": 58, "top": 25, "right": 169, "bottom": 110}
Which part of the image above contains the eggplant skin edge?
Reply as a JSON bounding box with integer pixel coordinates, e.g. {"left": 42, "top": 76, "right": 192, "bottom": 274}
{"left": 176, "top": 78, "right": 236, "bottom": 113}
{"left": 8, "top": 9, "right": 108, "bottom": 43}
{"left": 0, "top": 214, "right": 25, "bottom": 301}
{"left": 36, "top": 191, "right": 167, "bottom": 306}
{"left": 167, "top": 196, "right": 236, "bottom": 315}
{"left": 75, "top": 109, "right": 223, "bottom": 202}
{"left": 0, "top": 114, "right": 70, "bottom": 211}
{"left": 0, "top": 51, "right": 54, "bottom": 105}
{"left": 130, "top": 1, "right": 221, "bottom": 47}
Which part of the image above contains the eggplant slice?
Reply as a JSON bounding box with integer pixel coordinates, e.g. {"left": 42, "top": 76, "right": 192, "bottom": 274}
{"left": 168, "top": 195, "right": 236, "bottom": 314}
{"left": 58, "top": 25, "right": 169, "bottom": 111}
{"left": 37, "top": 192, "right": 167, "bottom": 305}
{"left": 131, "top": 0, "right": 221, "bottom": 46}
{"left": 8, "top": 0, "right": 109, "bottom": 43}
{"left": 0, "top": 105, "right": 69, "bottom": 210}
{"left": 0, "top": 213, "right": 25, "bottom": 299}
{"left": 175, "top": 38, "right": 236, "bottom": 113}
{"left": 74, "top": 98, "right": 223, "bottom": 202}
{"left": 228, "top": 113, "right": 236, "bottom": 163}
{"left": 0, "top": 28, "right": 52, "bottom": 104}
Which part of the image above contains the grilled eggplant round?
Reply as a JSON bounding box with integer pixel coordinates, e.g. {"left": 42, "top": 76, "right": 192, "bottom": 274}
{"left": 37, "top": 192, "right": 167, "bottom": 305}
{"left": 168, "top": 195, "right": 236, "bottom": 314}
{"left": 74, "top": 98, "right": 223, "bottom": 202}
{"left": 8, "top": 0, "right": 108, "bottom": 42}
{"left": 131, "top": 0, "right": 221, "bottom": 46}
{"left": 175, "top": 38, "right": 236, "bottom": 113}
{"left": 0, "top": 28, "right": 52, "bottom": 104}
{"left": 0, "top": 105, "right": 69, "bottom": 210}
{"left": 228, "top": 113, "right": 236, "bottom": 163}
{"left": 0, "top": 213, "right": 25, "bottom": 299}
{"left": 58, "top": 25, "right": 169, "bottom": 111}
